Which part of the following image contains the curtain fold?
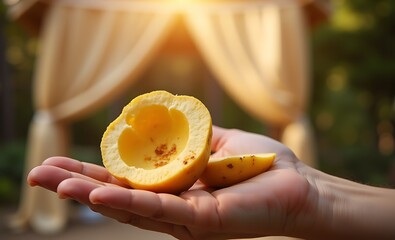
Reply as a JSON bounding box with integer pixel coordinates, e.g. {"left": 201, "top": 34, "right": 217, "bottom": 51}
{"left": 281, "top": 115, "right": 316, "bottom": 167}
{"left": 184, "top": 0, "right": 315, "bottom": 165}
{"left": 10, "top": 112, "right": 69, "bottom": 234}
{"left": 36, "top": 3, "right": 176, "bottom": 122}
{"left": 11, "top": 2, "right": 176, "bottom": 233}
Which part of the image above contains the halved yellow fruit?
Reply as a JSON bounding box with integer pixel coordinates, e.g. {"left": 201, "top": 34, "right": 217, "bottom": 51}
{"left": 100, "top": 90, "right": 212, "bottom": 193}
{"left": 200, "top": 153, "right": 275, "bottom": 188}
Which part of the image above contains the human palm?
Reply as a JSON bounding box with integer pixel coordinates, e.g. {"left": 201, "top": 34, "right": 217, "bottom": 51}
{"left": 28, "top": 126, "right": 314, "bottom": 240}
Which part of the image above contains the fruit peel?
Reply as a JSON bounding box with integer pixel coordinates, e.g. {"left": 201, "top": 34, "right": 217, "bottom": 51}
{"left": 199, "top": 153, "right": 276, "bottom": 188}
{"left": 101, "top": 90, "right": 212, "bottom": 194}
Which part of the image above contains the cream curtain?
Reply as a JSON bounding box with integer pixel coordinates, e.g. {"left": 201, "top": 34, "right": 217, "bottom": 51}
{"left": 11, "top": 0, "right": 317, "bottom": 235}
{"left": 184, "top": 0, "right": 315, "bottom": 166}
{"left": 11, "top": 1, "right": 176, "bottom": 233}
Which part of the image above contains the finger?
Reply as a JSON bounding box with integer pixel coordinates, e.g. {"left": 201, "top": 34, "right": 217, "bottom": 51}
{"left": 88, "top": 204, "right": 192, "bottom": 239}
{"left": 211, "top": 125, "right": 228, "bottom": 152}
{"left": 89, "top": 186, "right": 197, "bottom": 225}
{"left": 43, "top": 156, "right": 127, "bottom": 187}
{"left": 28, "top": 164, "right": 106, "bottom": 193}
{"left": 57, "top": 177, "right": 103, "bottom": 204}
{"left": 27, "top": 165, "right": 74, "bottom": 191}
{"left": 58, "top": 178, "right": 177, "bottom": 235}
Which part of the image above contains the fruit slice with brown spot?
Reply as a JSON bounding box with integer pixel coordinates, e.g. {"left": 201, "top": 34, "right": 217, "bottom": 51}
{"left": 101, "top": 90, "right": 212, "bottom": 194}
{"left": 199, "top": 153, "right": 275, "bottom": 188}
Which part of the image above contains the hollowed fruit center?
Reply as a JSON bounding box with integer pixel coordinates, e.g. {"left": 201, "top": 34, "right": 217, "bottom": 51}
{"left": 118, "top": 105, "right": 189, "bottom": 170}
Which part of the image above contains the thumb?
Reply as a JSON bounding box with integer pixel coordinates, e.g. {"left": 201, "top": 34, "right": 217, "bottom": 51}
{"left": 211, "top": 126, "right": 230, "bottom": 157}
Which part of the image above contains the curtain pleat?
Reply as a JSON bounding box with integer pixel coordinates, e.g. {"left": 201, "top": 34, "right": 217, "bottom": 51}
{"left": 184, "top": 1, "right": 315, "bottom": 165}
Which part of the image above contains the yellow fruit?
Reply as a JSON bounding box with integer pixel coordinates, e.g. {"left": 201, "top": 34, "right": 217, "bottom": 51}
{"left": 100, "top": 90, "right": 212, "bottom": 193}
{"left": 199, "top": 153, "right": 275, "bottom": 188}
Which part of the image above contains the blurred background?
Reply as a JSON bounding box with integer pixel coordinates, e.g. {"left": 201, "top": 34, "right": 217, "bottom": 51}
{"left": 0, "top": 0, "right": 394, "bottom": 238}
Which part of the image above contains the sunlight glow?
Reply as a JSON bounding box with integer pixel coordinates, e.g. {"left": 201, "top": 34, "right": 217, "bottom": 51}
{"left": 330, "top": 0, "right": 385, "bottom": 31}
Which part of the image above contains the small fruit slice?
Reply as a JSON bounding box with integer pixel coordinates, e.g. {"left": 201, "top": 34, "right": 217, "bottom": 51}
{"left": 199, "top": 153, "right": 275, "bottom": 188}
{"left": 100, "top": 90, "right": 212, "bottom": 193}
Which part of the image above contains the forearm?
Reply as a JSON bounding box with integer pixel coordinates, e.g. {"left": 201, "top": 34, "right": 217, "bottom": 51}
{"left": 300, "top": 166, "right": 395, "bottom": 240}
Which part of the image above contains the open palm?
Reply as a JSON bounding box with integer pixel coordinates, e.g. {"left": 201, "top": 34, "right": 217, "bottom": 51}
{"left": 28, "top": 126, "right": 315, "bottom": 240}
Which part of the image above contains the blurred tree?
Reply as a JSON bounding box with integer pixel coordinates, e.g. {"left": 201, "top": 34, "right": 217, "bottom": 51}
{"left": 311, "top": 0, "right": 395, "bottom": 186}
{"left": 0, "top": 3, "right": 35, "bottom": 143}
{"left": 0, "top": 3, "right": 35, "bottom": 203}
{"left": 0, "top": 3, "right": 15, "bottom": 143}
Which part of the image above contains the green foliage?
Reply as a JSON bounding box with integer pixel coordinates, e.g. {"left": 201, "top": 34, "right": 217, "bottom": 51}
{"left": 1, "top": 3, "right": 36, "bottom": 140}
{"left": 310, "top": 0, "right": 395, "bottom": 185}
{"left": 0, "top": 141, "right": 26, "bottom": 204}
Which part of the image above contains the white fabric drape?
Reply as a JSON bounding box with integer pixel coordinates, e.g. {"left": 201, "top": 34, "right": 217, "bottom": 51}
{"left": 11, "top": 0, "right": 319, "bottom": 234}
{"left": 11, "top": 2, "right": 176, "bottom": 233}
{"left": 184, "top": 1, "right": 315, "bottom": 165}
{"left": 35, "top": 3, "right": 176, "bottom": 122}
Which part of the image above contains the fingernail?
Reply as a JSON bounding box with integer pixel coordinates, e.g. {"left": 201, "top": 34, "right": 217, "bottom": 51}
{"left": 90, "top": 196, "right": 105, "bottom": 205}
{"left": 28, "top": 180, "right": 38, "bottom": 187}
{"left": 58, "top": 193, "right": 70, "bottom": 199}
{"left": 89, "top": 189, "right": 105, "bottom": 205}
{"left": 90, "top": 200, "right": 102, "bottom": 205}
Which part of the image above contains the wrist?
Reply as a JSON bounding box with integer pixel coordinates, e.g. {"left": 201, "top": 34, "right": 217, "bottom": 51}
{"left": 299, "top": 165, "right": 395, "bottom": 239}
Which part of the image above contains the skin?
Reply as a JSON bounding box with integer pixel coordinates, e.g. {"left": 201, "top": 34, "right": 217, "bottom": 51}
{"left": 27, "top": 126, "right": 395, "bottom": 240}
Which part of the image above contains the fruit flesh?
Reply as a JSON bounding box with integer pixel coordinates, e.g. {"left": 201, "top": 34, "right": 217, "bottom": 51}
{"left": 101, "top": 91, "right": 212, "bottom": 193}
{"left": 118, "top": 105, "right": 189, "bottom": 170}
{"left": 200, "top": 153, "right": 275, "bottom": 187}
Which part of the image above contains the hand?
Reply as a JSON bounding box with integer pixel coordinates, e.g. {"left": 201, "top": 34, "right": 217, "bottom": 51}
{"left": 27, "top": 126, "right": 316, "bottom": 240}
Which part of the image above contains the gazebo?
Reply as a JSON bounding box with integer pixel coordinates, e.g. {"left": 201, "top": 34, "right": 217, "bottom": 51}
{"left": 7, "top": 0, "right": 330, "bottom": 235}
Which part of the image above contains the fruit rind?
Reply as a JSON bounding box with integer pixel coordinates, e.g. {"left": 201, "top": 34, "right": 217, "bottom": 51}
{"left": 101, "top": 90, "right": 212, "bottom": 193}
{"left": 199, "top": 153, "right": 276, "bottom": 188}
